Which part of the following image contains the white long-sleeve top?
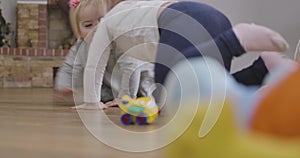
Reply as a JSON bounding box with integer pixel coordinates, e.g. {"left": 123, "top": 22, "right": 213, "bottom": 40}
{"left": 55, "top": 39, "right": 117, "bottom": 102}
{"left": 84, "top": 1, "right": 169, "bottom": 103}
{"left": 56, "top": 39, "right": 155, "bottom": 102}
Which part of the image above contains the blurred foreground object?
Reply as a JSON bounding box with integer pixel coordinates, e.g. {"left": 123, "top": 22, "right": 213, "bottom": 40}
{"left": 163, "top": 57, "right": 300, "bottom": 158}
{"left": 251, "top": 63, "right": 300, "bottom": 138}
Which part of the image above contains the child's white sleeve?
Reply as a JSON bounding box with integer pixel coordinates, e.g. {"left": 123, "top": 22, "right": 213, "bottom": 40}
{"left": 117, "top": 55, "right": 142, "bottom": 98}
{"left": 84, "top": 21, "right": 112, "bottom": 103}
{"left": 55, "top": 39, "right": 83, "bottom": 89}
{"left": 55, "top": 48, "right": 75, "bottom": 89}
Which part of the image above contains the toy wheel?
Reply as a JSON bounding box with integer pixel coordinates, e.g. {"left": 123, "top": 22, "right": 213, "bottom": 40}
{"left": 136, "top": 116, "right": 148, "bottom": 125}
{"left": 147, "top": 113, "right": 158, "bottom": 124}
{"left": 121, "top": 114, "right": 134, "bottom": 125}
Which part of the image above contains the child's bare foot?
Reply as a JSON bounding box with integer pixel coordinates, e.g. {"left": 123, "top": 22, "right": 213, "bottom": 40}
{"left": 105, "top": 98, "right": 121, "bottom": 107}
{"left": 233, "top": 23, "right": 289, "bottom": 52}
{"left": 260, "top": 51, "right": 297, "bottom": 71}
{"left": 71, "top": 102, "right": 108, "bottom": 110}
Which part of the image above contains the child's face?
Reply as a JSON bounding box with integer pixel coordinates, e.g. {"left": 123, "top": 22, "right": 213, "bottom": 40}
{"left": 78, "top": 5, "right": 104, "bottom": 38}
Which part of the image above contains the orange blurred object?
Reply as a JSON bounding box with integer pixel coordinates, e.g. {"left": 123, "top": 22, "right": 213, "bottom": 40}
{"left": 251, "top": 65, "right": 300, "bottom": 138}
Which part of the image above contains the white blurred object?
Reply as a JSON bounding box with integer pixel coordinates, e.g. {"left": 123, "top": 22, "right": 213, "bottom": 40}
{"left": 294, "top": 39, "right": 300, "bottom": 60}
{"left": 163, "top": 56, "right": 258, "bottom": 135}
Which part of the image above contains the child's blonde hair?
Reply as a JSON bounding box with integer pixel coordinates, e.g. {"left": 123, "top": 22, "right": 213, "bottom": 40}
{"left": 69, "top": 0, "right": 113, "bottom": 38}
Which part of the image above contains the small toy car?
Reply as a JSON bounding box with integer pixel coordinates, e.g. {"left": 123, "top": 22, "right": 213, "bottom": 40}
{"left": 119, "top": 95, "right": 159, "bottom": 125}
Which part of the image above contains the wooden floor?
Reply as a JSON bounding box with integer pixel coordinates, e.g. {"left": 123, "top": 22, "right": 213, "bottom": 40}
{"left": 0, "top": 88, "right": 165, "bottom": 158}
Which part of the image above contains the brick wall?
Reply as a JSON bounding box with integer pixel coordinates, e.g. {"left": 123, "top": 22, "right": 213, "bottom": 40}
{"left": 17, "top": 2, "right": 72, "bottom": 49}
{"left": 17, "top": 3, "right": 47, "bottom": 48}
{"left": 0, "top": 55, "right": 64, "bottom": 88}
{"left": 0, "top": 1, "right": 74, "bottom": 88}
{"left": 48, "top": 5, "right": 73, "bottom": 49}
{"left": 0, "top": 47, "right": 69, "bottom": 57}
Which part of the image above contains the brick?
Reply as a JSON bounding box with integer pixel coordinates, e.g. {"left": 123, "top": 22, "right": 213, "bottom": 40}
{"left": 9, "top": 48, "right": 13, "bottom": 55}
{"left": 38, "top": 5, "right": 47, "bottom": 12}
{"left": 18, "top": 9, "right": 30, "bottom": 18}
{"left": 39, "top": 24, "right": 48, "bottom": 34}
{"left": 48, "top": 0, "right": 58, "bottom": 5}
{"left": 42, "top": 67, "right": 53, "bottom": 77}
{"left": 39, "top": 11, "right": 47, "bottom": 19}
{"left": 3, "top": 57, "right": 14, "bottom": 66}
{"left": 28, "top": 20, "right": 39, "bottom": 29}
{"left": 21, "top": 48, "right": 27, "bottom": 56}
{"left": 10, "top": 66, "right": 31, "bottom": 76}
{"left": 38, "top": 42, "right": 47, "bottom": 48}
{"left": 46, "top": 49, "right": 52, "bottom": 56}
{"left": 3, "top": 76, "right": 32, "bottom": 88}
{"left": 39, "top": 33, "right": 47, "bottom": 41}
{"left": 0, "top": 67, "right": 8, "bottom": 77}
{"left": 37, "top": 49, "right": 44, "bottom": 56}
{"left": 15, "top": 48, "right": 20, "bottom": 55}
{"left": 2, "top": 48, "right": 8, "bottom": 55}
{"left": 0, "top": 60, "right": 3, "bottom": 66}
{"left": 32, "top": 76, "right": 53, "bottom": 88}
{"left": 30, "top": 9, "right": 39, "bottom": 17}
{"left": 28, "top": 49, "right": 35, "bottom": 56}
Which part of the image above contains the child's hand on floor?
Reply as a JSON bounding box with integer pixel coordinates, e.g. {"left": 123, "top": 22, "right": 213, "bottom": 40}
{"left": 54, "top": 87, "right": 73, "bottom": 100}
{"left": 71, "top": 102, "right": 108, "bottom": 110}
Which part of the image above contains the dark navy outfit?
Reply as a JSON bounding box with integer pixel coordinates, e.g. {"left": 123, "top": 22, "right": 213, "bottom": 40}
{"left": 155, "top": 1, "right": 268, "bottom": 86}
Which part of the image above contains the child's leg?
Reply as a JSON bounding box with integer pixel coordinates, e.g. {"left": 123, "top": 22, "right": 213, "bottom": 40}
{"left": 232, "top": 52, "right": 297, "bottom": 86}
{"left": 214, "top": 25, "right": 289, "bottom": 86}
{"left": 155, "top": 1, "right": 289, "bottom": 85}
{"left": 156, "top": 24, "right": 289, "bottom": 85}
{"left": 156, "top": 1, "right": 233, "bottom": 84}
{"left": 232, "top": 57, "right": 268, "bottom": 85}
{"left": 233, "top": 23, "right": 289, "bottom": 52}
